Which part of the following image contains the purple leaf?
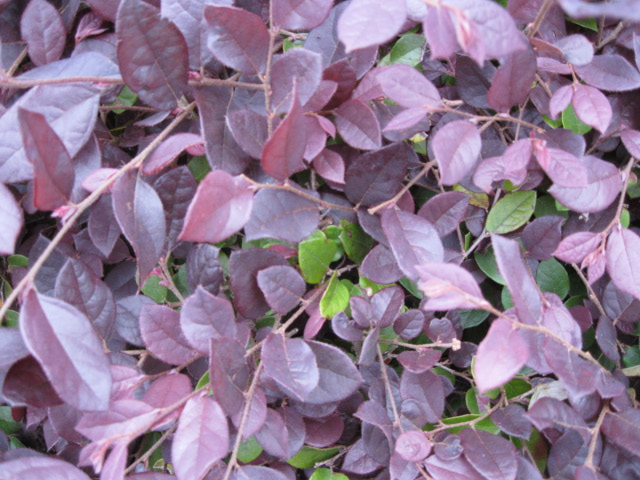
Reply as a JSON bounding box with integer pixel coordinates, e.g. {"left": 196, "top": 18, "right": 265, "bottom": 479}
{"left": 313, "top": 148, "right": 344, "bottom": 184}
{"left": 601, "top": 409, "right": 640, "bottom": 457}
{"left": 397, "top": 349, "right": 441, "bottom": 374}
{"left": 575, "top": 54, "right": 640, "bottom": 92}
{"left": 209, "top": 337, "right": 250, "bottom": 417}
{"left": 116, "top": 0, "right": 188, "bottom": 109}
{"left": 490, "top": 404, "right": 532, "bottom": 439}
{"left": 160, "top": 0, "right": 205, "bottom": 69}
{"left": 261, "top": 93, "right": 307, "bottom": 179}
{"left": 226, "top": 109, "right": 268, "bottom": 159}
{"left": 460, "top": 428, "right": 517, "bottom": 480}
{"left": 142, "top": 373, "right": 192, "bottom": 429}
{"left": 20, "top": 0, "right": 65, "bottom": 66}
{"left": 606, "top": 228, "right": 640, "bottom": 302}
{"left": 381, "top": 207, "right": 444, "bottom": 281}
{"left": 255, "top": 408, "right": 289, "bottom": 458}
{"left": 342, "top": 438, "right": 384, "bottom": 474}
{"left": 542, "top": 339, "right": 597, "bottom": 400}
{"left": 554, "top": 34, "right": 593, "bottom": 66}
{"left": 273, "top": 0, "right": 333, "bottom": 30}
{"left": 3, "top": 356, "right": 63, "bottom": 408}
{"left": 231, "top": 386, "right": 268, "bottom": 440}
{"left": 521, "top": 216, "right": 564, "bottom": 261}
{"left": 431, "top": 120, "right": 481, "bottom": 186}
{"left": 140, "top": 303, "right": 197, "bottom": 365}
{"left": 331, "top": 312, "right": 363, "bottom": 342}
{"left": 620, "top": 129, "right": 640, "bottom": 158}
{"left": 88, "top": 194, "right": 121, "bottom": 258}
{"left": 234, "top": 466, "right": 290, "bottom": 480}
{"left": 595, "top": 316, "right": 619, "bottom": 362}
{"left": 370, "top": 286, "right": 404, "bottom": 328}
{"left": 424, "top": 453, "right": 481, "bottom": 480}
{"left": 394, "top": 310, "right": 426, "bottom": 340}
{"left": 18, "top": 108, "right": 74, "bottom": 211}
{"left": 474, "top": 318, "right": 529, "bottom": 393}
{"left": 142, "top": 133, "right": 203, "bottom": 175}
{"left": 423, "top": 4, "right": 459, "bottom": 62}
{"left": 383, "top": 107, "right": 429, "bottom": 132}
{"left": 0, "top": 456, "right": 92, "bottom": 480}
{"left": 270, "top": 48, "right": 323, "bottom": 112}
{"left": 0, "top": 183, "right": 23, "bottom": 255}
{"left": 376, "top": 64, "right": 442, "bottom": 109}
{"left": 541, "top": 297, "right": 582, "bottom": 348}
{"left": 533, "top": 143, "right": 588, "bottom": 188}
{"left": 337, "top": 0, "right": 406, "bottom": 52}
{"left": 179, "top": 170, "right": 253, "bottom": 243}
{"left": 334, "top": 99, "right": 381, "bottom": 150}
{"left": 245, "top": 188, "right": 320, "bottom": 243}
{"left": 400, "top": 370, "right": 445, "bottom": 426}
{"left": 417, "top": 192, "right": 469, "bottom": 237}
{"left": 180, "top": 287, "right": 237, "bottom": 355}
{"left": 257, "top": 265, "right": 306, "bottom": 314}
{"left": 572, "top": 84, "right": 612, "bottom": 133}
{"left": 548, "top": 156, "right": 622, "bottom": 213}
{"left": 553, "top": 231, "right": 601, "bottom": 264}
{"left": 361, "top": 244, "right": 403, "bottom": 284}
{"left": 112, "top": 171, "right": 166, "bottom": 283}
{"left": 304, "top": 413, "right": 344, "bottom": 448}
{"left": 172, "top": 395, "right": 229, "bottom": 480}
{"left": 186, "top": 244, "right": 223, "bottom": 296}
{"left": 417, "top": 262, "right": 485, "bottom": 311}
{"left": 487, "top": 45, "right": 536, "bottom": 113}
{"left": 204, "top": 5, "right": 269, "bottom": 75}
{"left": 549, "top": 85, "right": 574, "bottom": 120}
{"left": 305, "top": 340, "right": 362, "bottom": 404}
{"left": 20, "top": 289, "right": 112, "bottom": 411}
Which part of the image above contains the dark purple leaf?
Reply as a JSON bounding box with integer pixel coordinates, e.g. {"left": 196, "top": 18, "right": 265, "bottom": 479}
{"left": 418, "top": 192, "right": 469, "bottom": 237}
{"left": 234, "top": 465, "right": 289, "bottom": 480}
{"left": 431, "top": 120, "right": 481, "bottom": 186}
{"left": 245, "top": 188, "right": 320, "bottom": 243}
{"left": 424, "top": 445, "right": 481, "bottom": 479}
{"left": 331, "top": 312, "right": 363, "bottom": 342}
{"left": 0, "top": 183, "right": 23, "bottom": 255}
{"left": 473, "top": 138, "right": 531, "bottom": 193}
{"left": 186, "top": 244, "right": 223, "bottom": 296}
{"left": 575, "top": 54, "right": 640, "bottom": 92}
{"left": 160, "top": 0, "right": 205, "bottom": 68}
{"left": 116, "top": 0, "right": 188, "bottom": 109}
{"left": 474, "top": 318, "right": 529, "bottom": 392}
{"left": 20, "top": 0, "right": 66, "bottom": 66}
{"left": 376, "top": 64, "right": 441, "bottom": 109}
{"left": 0, "top": 328, "right": 29, "bottom": 370}
{"left": 255, "top": 408, "right": 289, "bottom": 458}
{"left": 572, "top": 84, "right": 612, "bottom": 133}
{"left": 112, "top": 171, "right": 166, "bottom": 283}
{"left": 394, "top": 310, "right": 426, "bottom": 340}
{"left": 114, "top": 295, "right": 154, "bottom": 347}
{"left": 460, "top": 428, "right": 517, "bottom": 480}
{"left": 209, "top": 338, "right": 250, "bottom": 417}
{"left": 304, "top": 413, "right": 344, "bottom": 448}
{"left": 226, "top": 109, "right": 268, "bottom": 159}
{"left": 305, "top": 340, "right": 362, "bottom": 404}
{"left": 3, "top": 356, "right": 63, "bottom": 408}
{"left": 335, "top": 99, "right": 381, "bottom": 150}
{"left": 172, "top": 394, "right": 229, "bottom": 480}
{"left": 312, "top": 148, "right": 344, "bottom": 184}
{"left": 179, "top": 170, "right": 253, "bottom": 243}
{"left": 88, "top": 194, "right": 120, "bottom": 258}
{"left": 416, "top": 262, "right": 485, "bottom": 311}
{"left": 361, "top": 244, "right": 404, "bottom": 284}
{"left": 342, "top": 438, "right": 384, "bottom": 474}
{"left": 522, "top": 216, "right": 564, "bottom": 261}
{"left": 381, "top": 207, "right": 444, "bottom": 281}
{"left": 0, "top": 456, "right": 92, "bottom": 480}
{"left": 140, "top": 303, "right": 197, "bottom": 365}
{"left": 601, "top": 409, "right": 640, "bottom": 457}
{"left": 397, "top": 349, "right": 441, "bottom": 374}
{"left": 143, "top": 133, "right": 203, "bottom": 175}
{"left": 262, "top": 333, "right": 319, "bottom": 401}
{"left": 229, "top": 248, "right": 289, "bottom": 319}
{"left": 400, "top": 370, "right": 444, "bottom": 426}
{"left": 543, "top": 339, "right": 597, "bottom": 400}
{"left": 345, "top": 142, "right": 411, "bottom": 207}
{"left": 490, "top": 404, "right": 532, "bottom": 439}
{"left": 257, "top": 265, "right": 306, "bottom": 314}
{"left": 262, "top": 93, "right": 307, "bottom": 179}
{"left": 18, "top": 108, "right": 74, "bottom": 211}
{"left": 487, "top": 45, "right": 536, "bottom": 113}
{"left": 337, "top": 0, "right": 406, "bottom": 52}
{"left": 20, "top": 289, "right": 112, "bottom": 411}
{"left": 273, "top": 0, "right": 333, "bottom": 30}
{"left": 180, "top": 287, "right": 237, "bottom": 355}
{"left": 204, "top": 5, "right": 269, "bottom": 75}
{"left": 270, "top": 48, "right": 323, "bottom": 112}
{"left": 596, "top": 316, "right": 619, "bottom": 362}
{"left": 231, "top": 386, "right": 267, "bottom": 440}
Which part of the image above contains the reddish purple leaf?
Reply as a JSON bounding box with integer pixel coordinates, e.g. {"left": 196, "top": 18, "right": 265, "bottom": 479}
{"left": 143, "top": 133, "right": 204, "bottom": 175}
{"left": 383, "top": 107, "right": 429, "bottom": 132}
{"left": 116, "top": 0, "right": 188, "bottom": 109}
{"left": 400, "top": 370, "right": 445, "bottom": 426}
{"left": 0, "top": 183, "right": 23, "bottom": 255}
{"left": 431, "top": 120, "right": 481, "bottom": 186}
{"left": 490, "top": 404, "right": 532, "bottom": 439}
{"left": 101, "top": 441, "right": 128, "bottom": 480}
{"left": 381, "top": 207, "right": 444, "bottom": 281}
{"left": 416, "top": 262, "right": 486, "bottom": 311}
{"left": 335, "top": 99, "right": 381, "bottom": 150}
{"left": 313, "top": 149, "right": 345, "bottom": 184}
{"left": 261, "top": 93, "right": 307, "bottom": 179}
{"left": 572, "top": 84, "right": 612, "bottom": 133}
{"left": 601, "top": 409, "right": 640, "bottom": 457}
{"left": 423, "top": 4, "right": 459, "bottom": 61}
{"left": 179, "top": 170, "right": 253, "bottom": 243}
{"left": 553, "top": 231, "right": 601, "bottom": 264}
{"left": 397, "top": 349, "right": 441, "bottom": 374}
{"left": 172, "top": 395, "right": 230, "bottom": 480}
{"left": 555, "top": 34, "right": 593, "bottom": 66}
{"left": 142, "top": 373, "right": 192, "bottom": 429}
{"left": 533, "top": 143, "right": 588, "bottom": 188}
{"left": 424, "top": 453, "right": 480, "bottom": 480}
{"left": 395, "top": 430, "right": 432, "bottom": 462}
{"left": 376, "top": 64, "right": 442, "bottom": 109}
{"left": 417, "top": 191, "right": 469, "bottom": 237}
{"left": 180, "top": 286, "right": 237, "bottom": 355}
{"left": 88, "top": 194, "right": 120, "bottom": 258}
{"left": 20, "top": 0, "right": 66, "bottom": 66}
{"left": 20, "top": 289, "right": 112, "bottom": 411}
{"left": 541, "top": 298, "right": 582, "bottom": 348}
{"left": 3, "top": 356, "right": 63, "bottom": 408}
{"left": 549, "top": 85, "right": 574, "bottom": 120}
{"left": 575, "top": 54, "right": 640, "bottom": 92}
{"left": 255, "top": 408, "right": 289, "bottom": 458}
{"left": 270, "top": 48, "right": 323, "bottom": 112}
{"left": 140, "top": 303, "right": 197, "bottom": 365}
{"left": 231, "top": 386, "right": 268, "bottom": 440}
{"left": 473, "top": 139, "right": 532, "bottom": 193}
{"left": 305, "top": 340, "right": 362, "bottom": 404}
{"left": 596, "top": 315, "right": 619, "bottom": 362}
{"left": 542, "top": 339, "right": 598, "bottom": 400}
{"left": 226, "top": 109, "right": 268, "bottom": 159}
{"left": 160, "top": 0, "right": 206, "bottom": 68}
{"left": 474, "top": 318, "right": 529, "bottom": 393}
{"left": 548, "top": 156, "right": 622, "bottom": 213}
{"left": 337, "top": 0, "right": 406, "bottom": 52}
{"left": 257, "top": 265, "right": 306, "bottom": 314}
{"left": 209, "top": 337, "right": 250, "bottom": 417}
{"left": 487, "top": 46, "right": 536, "bottom": 113}
{"left": 18, "top": 108, "right": 74, "bottom": 211}
{"left": 460, "top": 428, "right": 517, "bottom": 480}
{"left": 620, "top": 129, "right": 640, "bottom": 158}
{"left": 204, "top": 5, "right": 269, "bottom": 75}
{"left": 606, "top": 227, "right": 640, "bottom": 302}
{"left": 273, "top": 0, "right": 333, "bottom": 30}
{"left": 521, "top": 216, "right": 564, "bottom": 261}
{"left": 112, "top": 171, "right": 166, "bottom": 283}
{"left": 304, "top": 413, "right": 344, "bottom": 448}
{"left": 262, "top": 333, "right": 320, "bottom": 401}
{"left": 0, "top": 456, "right": 92, "bottom": 480}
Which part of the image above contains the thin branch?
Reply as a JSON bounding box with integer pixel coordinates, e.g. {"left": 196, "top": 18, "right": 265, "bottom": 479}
{"left": 377, "top": 344, "right": 404, "bottom": 431}
{"left": 571, "top": 264, "right": 607, "bottom": 319}
{"left": 585, "top": 401, "right": 609, "bottom": 469}
{"left": 526, "top": 0, "right": 555, "bottom": 38}
{"left": 6, "top": 47, "right": 28, "bottom": 77}
{"left": 368, "top": 161, "right": 435, "bottom": 215}
{"left": 123, "top": 424, "right": 177, "bottom": 475}
{"left": 596, "top": 21, "right": 625, "bottom": 50}
{"left": 0, "top": 103, "right": 197, "bottom": 324}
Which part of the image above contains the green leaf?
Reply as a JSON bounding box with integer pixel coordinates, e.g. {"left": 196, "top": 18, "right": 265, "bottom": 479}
{"left": 502, "top": 286, "right": 514, "bottom": 310}
{"left": 486, "top": 190, "right": 536, "bottom": 234}
{"left": 7, "top": 255, "right": 27, "bottom": 268}
{"left": 141, "top": 275, "right": 168, "bottom": 303}
{"left": 458, "top": 309, "right": 490, "bottom": 329}
{"left": 299, "top": 231, "right": 338, "bottom": 284}
{"left": 399, "top": 277, "right": 423, "bottom": 299}
{"left": 475, "top": 246, "right": 506, "bottom": 285}
{"left": 536, "top": 258, "right": 569, "bottom": 299}
{"left": 113, "top": 86, "right": 138, "bottom": 114}
{"left": 195, "top": 370, "right": 210, "bottom": 390}
{"left": 389, "top": 33, "right": 425, "bottom": 67}
{"left": 503, "top": 378, "right": 531, "bottom": 398}
{"left": 310, "top": 468, "right": 349, "bottom": 480}
{"left": 287, "top": 446, "right": 340, "bottom": 469}
{"left": 621, "top": 208, "right": 630, "bottom": 228}
{"left": 534, "top": 194, "right": 568, "bottom": 219}
{"left": 562, "top": 103, "right": 592, "bottom": 135}
{"left": 4, "top": 310, "right": 18, "bottom": 328}
{"left": 339, "top": 220, "right": 374, "bottom": 264}
{"left": 0, "top": 406, "right": 21, "bottom": 435}
{"left": 237, "top": 436, "right": 263, "bottom": 463}
{"left": 188, "top": 155, "right": 211, "bottom": 182}
{"left": 441, "top": 415, "right": 500, "bottom": 434}
{"left": 568, "top": 17, "right": 598, "bottom": 31}
{"left": 320, "top": 273, "right": 350, "bottom": 319}
{"left": 623, "top": 345, "right": 640, "bottom": 368}
{"left": 541, "top": 114, "right": 562, "bottom": 129}
{"left": 465, "top": 388, "right": 482, "bottom": 414}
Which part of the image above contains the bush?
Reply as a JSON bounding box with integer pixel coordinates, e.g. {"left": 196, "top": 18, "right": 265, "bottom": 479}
{"left": 0, "top": 0, "right": 639, "bottom": 479}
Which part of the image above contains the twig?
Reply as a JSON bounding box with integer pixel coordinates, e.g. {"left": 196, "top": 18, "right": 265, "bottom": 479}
{"left": 368, "top": 161, "right": 435, "bottom": 215}
{"left": 123, "top": 424, "right": 177, "bottom": 475}
{"left": 526, "top": 0, "right": 555, "bottom": 38}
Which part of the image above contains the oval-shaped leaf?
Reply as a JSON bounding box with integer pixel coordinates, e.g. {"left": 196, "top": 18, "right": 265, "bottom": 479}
{"left": 0, "top": 456, "right": 92, "bottom": 480}
{"left": 337, "top": 0, "right": 406, "bottom": 52}
{"left": 20, "top": 0, "right": 65, "bottom": 66}
{"left": 305, "top": 340, "right": 362, "bottom": 404}
{"left": 335, "top": 99, "right": 381, "bottom": 150}
{"left": 486, "top": 190, "right": 536, "bottom": 234}
{"left": 0, "top": 183, "right": 23, "bottom": 255}
{"left": 143, "top": 133, "right": 204, "bottom": 175}
{"left": 572, "top": 84, "right": 612, "bottom": 134}
{"left": 606, "top": 227, "right": 640, "bottom": 302}
{"left": 575, "top": 54, "right": 640, "bottom": 92}
{"left": 273, "top": 0, "right": 333, "bottom": 30}
{"left": 140, "top": 303, "right": 197, "bottom": 365}
{"left": 416, "top": 262, "right": 486, "bottom": 311}
{"left": 459, "top": 428, "right": 517, "bottom": 480}
{"left": 376, "top": 64, "right": 441, "bottom": 109}
{"left": 257, "top": 265, "right": 306, "bottom": 314}
{"left": 431, "top": 120, "right": 481, "bottom": 186}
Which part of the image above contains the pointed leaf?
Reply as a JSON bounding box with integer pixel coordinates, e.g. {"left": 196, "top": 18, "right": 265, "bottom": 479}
{"left": 487, "top": 46, "right": 536, "bottom": 113}
{"left": 320, "top": 273, "right": 350, "bottom": 319}
{"left": 417, "top": 192, "right": 469, "bottom": 237}
{"left": 335, "top": 99, "right": 381, "bottom": 150}
{"left": 575, "top": 54, "right": 640, "bottom": 92}
{"left": 116, "top": 0, "right": 188, "bottom": 109}
{"left": 20, "top": 0, "right": 66, "bottom": 66}
{"left": 459, "top": 428, "right": 517, "bottom": 480}
{"left": 143, "top": 133, "right": 204, "bottom": 175}
{"left": 140, "top": 303, "right": 197, "bottom": 365}
{"left": 173, "top": 395, "right": 229, "bottom": 480}
{"left": 376, "top": 64, "right": 441, "bottom": 108}
{"left": 273, "top": 0, "right": 333, "bottom": 30}
{"left": 337, "top": 0, "right": 406, "bottom": 52}
{"left": 227, "top": 109, "right": 268, "bottom": 159}
{"left": 601, "top": 409, "right": 640, "bottom": 457}
{"left": 257, "top": 265, "right": 306, "bottom": 314}
{"left": 416, "top": 262, "right": 486, "bottom": 311}
{"left": 270, "top": 48, "right": 323, "bottom": 112}
{"left": 486, "top": 190, "right": 536, "bottom": 234}
{"left": 431, "top": 120, "right": 481, "bottom": 185}
{"left": 572, "top": 85, "right": 612, "bottom": 134}
{"left": 555, "top": 34, "right": 593, "bottom": 66}
{"left": 549, "top": 85, "right": 574, "bottom": 120}
{"left": 606, "top": 228, "right": 640, "bottom": 302}
{"left": 305, "top": 340, "right": 362, "bottom": 404}
{"left": 20, "top": 289, "right": 112, "bottom": 411}
{"left": 179, "top": 170, "right": 253, "bottom": 243}
{"left": 210, "top": 337, "right": 250, "bottom": 417}
{"left": 0, "top": 457, "right": 92, "bottom": 480}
